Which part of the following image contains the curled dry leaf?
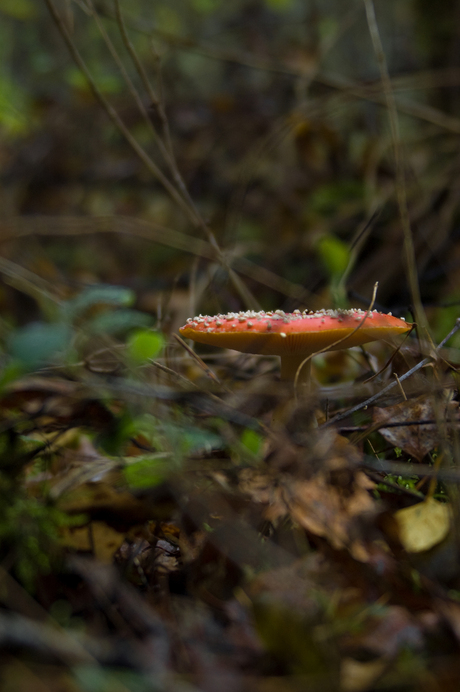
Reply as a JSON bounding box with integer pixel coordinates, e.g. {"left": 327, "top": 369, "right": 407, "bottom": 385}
{"left": 281, "top": 468, "right": 375, "bottom": 561}
{"left": 239, "top": 431, "right": 376, "bottom": 560}
{"left": 373, "top": 393, "right": 459, "bottom": 461}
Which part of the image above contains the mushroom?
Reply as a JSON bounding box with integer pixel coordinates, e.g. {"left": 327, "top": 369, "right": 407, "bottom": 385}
{"left": 179, "top": 309, "right": 411, "bottom": 384}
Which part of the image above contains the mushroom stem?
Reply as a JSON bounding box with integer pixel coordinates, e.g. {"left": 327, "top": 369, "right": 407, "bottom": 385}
{"left": 280, "top": 354, "right": 312, "bottom": 386}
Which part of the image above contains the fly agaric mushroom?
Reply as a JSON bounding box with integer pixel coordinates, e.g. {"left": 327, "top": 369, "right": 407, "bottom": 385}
{"left": 179, "top": 309, "right": 411, "bottom": 383}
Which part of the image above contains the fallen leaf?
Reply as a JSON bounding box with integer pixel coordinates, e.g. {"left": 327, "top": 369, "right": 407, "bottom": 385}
{"left": 238, "top": 467, "right": 288, "bottom": 524}
{"left": 61, "top": 521, "right": 126, "bottom": 563}
{"left": 373, "top": 394, "right": 458, "bottom": 461}
{"left": 341, "top": 657, "right": 387, "bottom": 692}
{"left": 239, "top": 431, "right": 376, "bottom": 560}
{"left": 394, "top": 498, "right": 451, "bottom": 553}
{"left": 282, "top": 470, "right": 375, "bottom": 561}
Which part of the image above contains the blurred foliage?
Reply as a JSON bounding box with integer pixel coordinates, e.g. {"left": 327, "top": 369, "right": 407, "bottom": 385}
{"left": 127, "top": 328, "right": 164, "bottom": 363}
{"left": 0, "top": 0, "right": 459, "bottom": 319}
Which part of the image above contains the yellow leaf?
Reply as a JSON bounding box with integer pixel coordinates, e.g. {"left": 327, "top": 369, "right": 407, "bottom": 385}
{"left": 60, "top": 521, "right": 125, "bottom": 563}
{"left": 395, "top": 497, "right": 451, "bottom": 553}
{"left": 341, "top": 657, "right": 387, "bottom": 692}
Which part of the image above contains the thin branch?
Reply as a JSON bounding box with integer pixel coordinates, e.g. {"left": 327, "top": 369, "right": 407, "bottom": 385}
{"left": 361, "top": 455, "right": 460, "bottom": 485}
{"left": 294, "top": 281, "right": 379, "bottom": 392}
{"left": 322, "top": 318, "right": 460, "bottom": 428}
{"left": 113, "top": 0, "right": 201, "bottom": 215}
{"left": 340, "top": 418, "right": 460, "bottom": 434}
{"left": 363, "top": 0, "right": 425, "bottom": 334}
{"left": 43, "top": 0, "right": 261, "bottom": 310}
{"left": 0, "top": 215, "right": 316, "bottom": 302}
{"left": 85, "top": 1, "right": 171, "bottom": 152}
{"left": 365, "top": 470, "right": 425, "bottom": 499}
{"left": 43, "top": 0, "right": 200, "bottom": 228}
{"left": 102, "top": 6, "right": 460, "bottom": 135}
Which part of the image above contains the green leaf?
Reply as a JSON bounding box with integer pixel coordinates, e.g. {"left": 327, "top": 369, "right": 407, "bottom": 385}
{"left": 73, "top": 664, "right": 151, "bottom": 692}
{"left": 309, "top": 181, "right": 363, "bottom": 216}
{"left": 432, "top": 298, "right": 460, "bottom": 350}
{"left": 0, "top": 0, "right": 37, "bottom": 20}
{"left": 0, "top": 75, "right": 31, "bottom": 136}
{"left": 123, "top": 456, "right": 169, "bottom": 490}
{"left": 241, "top": 429, "right": 263, "bottom": 456}
{"left": 0, "top": 361, "right": 24, "bottom": 392}
{"left": 65, "top": 67, "right": 123, "bottom": 96}
{"left": 86, "top": 310, "right": 151, "bottom": 336}
{"left": 66, "top": 285, "right": 136, "bottom": 319}
{"left": 177, "top": 426, "right": 223, "bottom": 454}
{"left": 7, "top": 323, "right": 72, "bottom": 369}
{"left": 316, "top": 235, "right": 350, "bottom": 280}
{"left": 127, "top": 330, "right": 164, "bottom": 364}
{"left": 161, "top": 422, "right": 224, "bottom": 455}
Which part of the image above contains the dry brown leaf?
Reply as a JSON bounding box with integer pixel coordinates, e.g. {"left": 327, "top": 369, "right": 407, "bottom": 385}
{"left": 394, "top": 498, "right": 451, "bottom": 553}
{"left": 238, "top": 468, "right": 288, "bottom": 524}
{"left": 238, "top": 431, "right": 376, "bottom": 559}
{"left": 373, "top": 394, "right": 458, "bottom": 461}
{"left": 282, "top": 470, "right": 375, "bottom": 561}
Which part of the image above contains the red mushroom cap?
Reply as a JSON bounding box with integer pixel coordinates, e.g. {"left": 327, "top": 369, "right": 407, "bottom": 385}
{"left": 179, "top": 309, "right": 411, "bottom": 356}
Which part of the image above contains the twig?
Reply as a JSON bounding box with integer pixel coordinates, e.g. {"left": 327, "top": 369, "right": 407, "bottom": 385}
{"left": 0, "top": 215, "right": 316, "bottom": 302}
{"left": 393, "top": 373, "right": 407, "bottom": 401}
{"left": 173, "top": 333, "right": 226, "bottom": 389}
{"left": 365, "top": 470, "right": 425, "bottom": 499}
{"left": 43, "top": 0, "right": 200, "bottom": 228}
{"left": 340, "top": 417, "right": 460, "bottom": 434}
{"left": 361, "top": 455, "right": 460, "bottom": 485}
{"left": 362, "top": 327, "right": 414, "bottom": 384}
{"left": 151, "top": 360, "right": 199, "bottom": 388}
{"left": 85, "top": 0, "right": 176, "bottom": 164}
{"left": 99, "top": 6, "right": 460, "bottom": 135}
{"left": 321, "top": 318, "right": 460, "bottom": 428}
{"left": 363, "top": 0, "right": 425, "bottom": 334}
{"left": 294, "top": 281, "right": 379, "bottom": 392}
{"left": 113, "top": 0, "right": 203, "bottom": 221}
{"left": 95, "top": 376, "right": 263, "bottom": 431}
{"left": 44, "top": 0, "right": 265, "bottom": 311}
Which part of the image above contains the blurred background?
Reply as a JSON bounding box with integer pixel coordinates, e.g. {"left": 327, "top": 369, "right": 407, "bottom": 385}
{"left": 1, "top": 0, "right": 460, "bottom": 347}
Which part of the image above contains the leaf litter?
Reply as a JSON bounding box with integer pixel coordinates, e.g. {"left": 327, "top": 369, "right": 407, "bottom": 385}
{"left": 373, "top": 393, "right": 459, "bottom": 461}
{"left": 0, "top": 328, "right": 460, "bottom": 692}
